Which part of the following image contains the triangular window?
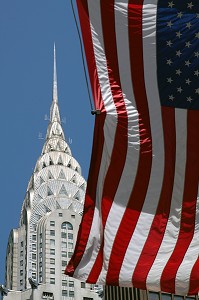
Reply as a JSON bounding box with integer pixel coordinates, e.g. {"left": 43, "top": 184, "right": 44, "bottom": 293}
{"left": 75, "top": 166, "right": 79, "bottom": 172}
{"left": 48, "top": 171, "right": 54, "bottom": 180}
{"left": 47, "top": 187, "right": 53, "bottom": 196}
{"left": 59, "top": 184, "right": 68, "bottom": 196}
{"left": 80, "top": 183, "right": 85, "bottom": 190}
{"left": 49, "top": 157, "right": 53, "bottom": 165}
{"left": 57, "top": 156, "right": 63, "bottom": 165}
{"left": 71, "top": 175, "right": 76, "bottom": 184}
{"left": 40, "top": 177, "right": 45, "bottom": 185}
{"left": 38, "top": 194, "right": 43, "bottom": 200}
{"left": 44, "top": 205, "right": 51, "bottom": 213}
{"left": 56, "top": 141, "right": 61, "bottom": 150}
{"left": 67, "top": 160, "right": 72, "bottom": 168}
{"left": 58, "top": 170, "right": 66, "bottom": 180}
{"left": 65, "top": 147, "right": 69, "bottom": 154}
{"left": 48, "top": 144, "right": 54, "bottom": 152}
{"left": 74, "top": 191, "right": 80, "bottom": 201}
{"left": 56, "top": 201, "right": 61, "bottom": 209}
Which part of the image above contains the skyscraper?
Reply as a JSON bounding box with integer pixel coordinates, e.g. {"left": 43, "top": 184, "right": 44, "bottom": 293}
{"left": 2, "top": 46, "right": 101, "bottom": 300}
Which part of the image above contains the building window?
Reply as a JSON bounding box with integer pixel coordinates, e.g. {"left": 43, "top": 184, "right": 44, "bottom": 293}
{"left": 50, "top": 221, "right": 55, "bottom": 226}
{"left": 69, "top": 281, "right": 74, "bottom": 287}
{"left": 61, "top": 251, "right": 67, "bottom": 257}
{"left": 39, "top": 275, "right": 42, "bottom": 283}
{"left": 61, "top": 242, "right": 67, "bottom": 248}
{"left": 50, "top": 278, "right": 55, "bottom": 284}
{"left": 20, "top": 270, "right": 23, "bottom": 276}
{"left": 68, "top": 242, "right": 73, "bottom": 249}
{"left": 71, "top": 215, "right": 75, "bottom": 219}
{"left": 49, "top": 157, "right": 53, "bottom": 165}
{"left": 32, "top": 235, "right": 36, "bottom": 241}
{"left": 50, "top": 249, "right": 55, "bottom": 255}
{"left": 50, "top": 268, "right": 55, "bottom": 274}
{"left": 61, "top": 222, "right": 67, "bottom": 229}
{"left": 20, "top": 280, "right": 23, "bottom": 286}
{"left": 32, "top": 273, "right": 36, "bottom": 279}
{"left": 48, "top": 170, "right": 54, "bottom": 179}
{"left": 68, "top": 252, "right": 73, "bottom": 258}
{"left": 68, "top": 233, "right": 73, "bottom": 239}
{"left": 62, "top": 280, "right": 67, "bottom": 287}
{"left": 32, "top": 253, "right": 36, "bottom": 260}
{"left": 50, "top": 230, "right": 55, "bottom": 236}
{"left": 59, "top": 184, "right": 68, "bottom": 196}
{"left": 32, "top": 263, "right": 36, "bottom": 270}
{"left": 20, "top": 250, "right": 23, "bottom": 257}
{"left": 58, "top": 156, "right": 63, "bottom": 165}
{"left": 59, "top": 213, "right": 63, "bottom": 217}
{"left": 61, "top": 232, "right": 67, "bottom": 239}
{"left": 32, "top": 244, "right": 36, "bottom": 250}
{"left": 50, "top": 258, "right": 55, "bottom": 264}
{"left": 81, "top": 282, "right": 86, "bottom": 288}
{"left": 62, "top": 261, "right": 67, "bottom": 267}
{"left": 20, "top": 260, "right": 23, "bottom": 266}
{"left": 62, "top": 290, "right": 68, "bottom": 297}
{"left": 50, "top": 239, "right": 55, "bottom": 246}
{"left": 58, "top": 169, "right": 66, "bottom": 179}
{"left": 61, "top": 222, "right": 73, "bottom": 230}
{"left": 21, "top": 241, "right": 23, "bottom": 247}
{"left": 83, "top": 298, "right": 93, "bottom": 300}
{"left": 69, "top": 291, "right": 74, "bottom": 297}
{"left": 42, "top": 292, "right": 54, "bottom": 299}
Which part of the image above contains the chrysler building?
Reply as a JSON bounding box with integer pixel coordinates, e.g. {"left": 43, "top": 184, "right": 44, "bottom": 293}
{"left": 2, "top": 46, "right": 101, "bottom": 300}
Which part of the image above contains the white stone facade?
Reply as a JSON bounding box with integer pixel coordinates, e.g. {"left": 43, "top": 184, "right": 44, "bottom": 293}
{"left": 3, "top": 47, "right": 101, "bottom": 300}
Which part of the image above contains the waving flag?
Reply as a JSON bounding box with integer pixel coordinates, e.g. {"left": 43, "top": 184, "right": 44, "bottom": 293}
{"left": 65, "top": 0, "right": 199, "bottom": 295}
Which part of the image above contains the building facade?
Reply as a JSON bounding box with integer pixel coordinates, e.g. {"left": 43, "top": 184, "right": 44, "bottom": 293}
{"left": 3, "top": 47, "right": 101, "bottom": 300}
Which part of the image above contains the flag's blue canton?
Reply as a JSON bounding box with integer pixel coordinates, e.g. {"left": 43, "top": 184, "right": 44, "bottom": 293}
{"left": 157, "top": 0, "right": 199, "bottom": 109}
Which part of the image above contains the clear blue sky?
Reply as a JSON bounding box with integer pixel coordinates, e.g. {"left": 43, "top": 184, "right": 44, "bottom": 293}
{"left": 0, "top": 0, "right": 94, "bottom": 285}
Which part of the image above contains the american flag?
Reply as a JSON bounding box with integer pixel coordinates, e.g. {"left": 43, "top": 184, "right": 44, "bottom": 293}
{"left": 65, "top": 0, "right": 199, "bottom": 295}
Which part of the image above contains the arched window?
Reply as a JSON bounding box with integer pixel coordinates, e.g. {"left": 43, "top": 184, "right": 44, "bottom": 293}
{"left": 61, "top": 222, "right": 73, "bottom": 230}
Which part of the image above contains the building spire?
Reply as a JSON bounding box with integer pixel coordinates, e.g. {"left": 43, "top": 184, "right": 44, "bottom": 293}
{"left": 50, "top": 44, "right": 61, "bottom": 124}
{"left": 42, "top": 44, "right": 66, "bottom": 151}
{"left": 53, "top": 43, "right": 58, "bottom": 103}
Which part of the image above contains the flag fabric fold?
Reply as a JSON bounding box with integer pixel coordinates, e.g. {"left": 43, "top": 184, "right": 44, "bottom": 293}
{"left": 65, "top": 0, "right": 199, "bottom": 295}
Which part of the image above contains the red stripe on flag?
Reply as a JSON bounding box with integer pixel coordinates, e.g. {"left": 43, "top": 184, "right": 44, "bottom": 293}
{"left": 160, "top": 110, "right": 199, "bottom": 294}
{"left": 75, "top": 0, "right": 104, "bottom": 112}
{"left": 86, "top": 0, "right": 129, "bottom": 283}
{"left": 132, "top": 107, "right": 176, "bottom": 289}
{"left": 105, "top": 0, "right": 153, "bottom": 286}
{"left": 189, "top": 253, "right": 199, "bottom": 294}
{"left": 65, "top": 0, "right": 105, "bottom": 276}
